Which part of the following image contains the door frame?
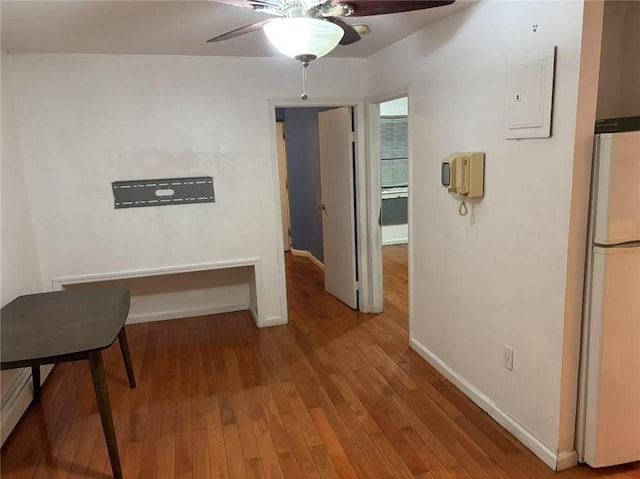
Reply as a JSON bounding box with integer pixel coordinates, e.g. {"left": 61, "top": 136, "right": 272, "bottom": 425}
{"left": 267, "top": 97, "right": 375, "bottom": 320}
{"left": 365, "top": 90, "right": 410, "bottom": 314}
{"left": 275, "top": 121, "right": 292, "bottom": 251}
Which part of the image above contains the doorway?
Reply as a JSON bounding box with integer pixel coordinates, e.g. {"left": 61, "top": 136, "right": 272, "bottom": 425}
{"left": 267, "top": 98, "right": 381, "bottom": 323}
{"left": 271, "top": 102, "right": 363, "bottom": 316}
{"left": 379, "top": 96, "right": 409, "bottom": 313}
{"left": 361, "top": 92, "right": 411, "bottom": 314}
{"left": 380, "top": 97, "right": 409, "bottom": 246}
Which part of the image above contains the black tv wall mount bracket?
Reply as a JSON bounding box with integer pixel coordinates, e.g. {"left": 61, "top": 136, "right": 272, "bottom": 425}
{"left": 112, "top": 176, "right": 214, "bottom": 209}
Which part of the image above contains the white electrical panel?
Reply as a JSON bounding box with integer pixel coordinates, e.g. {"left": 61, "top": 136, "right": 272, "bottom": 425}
{"left": 505, "top": 47, "right": 556, "bottom": 139}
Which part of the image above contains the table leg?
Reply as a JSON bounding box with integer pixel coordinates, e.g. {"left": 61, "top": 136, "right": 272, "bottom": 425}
{"left": 31, "top": 366, "right": 41, "bottom": 403}
{"left": 88, "top": 350, "right": 122, "bottom": 479}
{"left": 118, "top": 327, "right": 136, "bottom": 389}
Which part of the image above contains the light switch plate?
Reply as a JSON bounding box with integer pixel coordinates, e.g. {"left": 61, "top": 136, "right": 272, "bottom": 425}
{"left": 505, "top": 47, "right": 556, "bottom": 139}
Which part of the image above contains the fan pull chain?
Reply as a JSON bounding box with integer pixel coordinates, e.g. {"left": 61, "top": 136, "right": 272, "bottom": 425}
{"left": 300, "top": 61, "right": 309, "bottom": 101}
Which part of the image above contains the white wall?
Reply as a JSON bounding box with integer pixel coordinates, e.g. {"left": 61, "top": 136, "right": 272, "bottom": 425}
{"left": 1, "top": 51, "right": 45, "bottom": 444}
{"left": 1, "top": 56, "right": 41, "bottom": 305}
{"left": 367, "top": 0, "right": 600, "bottom": 468}
{"left": 9, "top": 54, "right": 366, "bottom": 325}
{"left": 596, "top": 0, "right": 640, "bottom": 119}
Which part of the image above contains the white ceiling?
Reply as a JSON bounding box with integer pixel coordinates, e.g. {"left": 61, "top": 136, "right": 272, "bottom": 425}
{"left": 1, "top": 0, "right": 474, "bottom": 58}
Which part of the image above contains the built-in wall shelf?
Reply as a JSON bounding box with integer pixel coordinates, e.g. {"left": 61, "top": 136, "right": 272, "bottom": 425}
{"left": 52, "top": 258, "right": 260, "bottom": 285}
{"left": 51, "top": 258, "right": 265, "bottom": 327}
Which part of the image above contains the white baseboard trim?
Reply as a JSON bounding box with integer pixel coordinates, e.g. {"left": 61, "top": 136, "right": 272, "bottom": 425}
{"left": 248, "top": 304, "right": 284, "bottom": 328}
{"left": 382, "top": 237, "right": 408, "bottom": 246}
{"left": 260, "top": 316, "right": 286, "bottom": 327}
{"left": 126, "top": 303, "right": 248, "bottom": 324}
{"left": 409, "top": 337, "right": 562, "bottom": 471}
{"left": 290, "top": 248, "right": 324, "bottom": 271}
{"left": 382, "top": 224, "right": 408, "bottom": 246}
{"left": 249, "top": 304, "right": 259, "bottom": 326}
{"left": 1, "top": 364, "right": 54, "bottom": 446}
{"left": 556, "top": 451, "right": 579, "bottom": 471}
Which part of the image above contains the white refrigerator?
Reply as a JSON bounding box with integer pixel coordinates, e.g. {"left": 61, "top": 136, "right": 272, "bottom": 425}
{"left": 577, "top": 130, "right": 640, "bottom": 467}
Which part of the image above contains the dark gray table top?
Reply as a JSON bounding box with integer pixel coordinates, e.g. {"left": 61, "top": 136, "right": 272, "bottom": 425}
{"left": 1, "top": 288, "right": 130, "bottom": 369}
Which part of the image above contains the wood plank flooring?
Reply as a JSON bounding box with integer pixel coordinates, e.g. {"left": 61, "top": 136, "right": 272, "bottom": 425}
{"left": 2, "top": 245, "right": 639, "bottom": 478}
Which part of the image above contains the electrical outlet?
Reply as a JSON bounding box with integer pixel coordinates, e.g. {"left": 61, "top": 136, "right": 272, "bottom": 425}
{"left": 503, "top": 346, "right": 514, "bottom": 371}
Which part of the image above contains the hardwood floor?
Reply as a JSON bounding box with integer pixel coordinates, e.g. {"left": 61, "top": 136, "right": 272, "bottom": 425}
{"left": 2, "top": 245, "right": 639, "bottom": 478}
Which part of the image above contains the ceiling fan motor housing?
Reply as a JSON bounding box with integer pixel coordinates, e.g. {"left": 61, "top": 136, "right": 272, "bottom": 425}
{"left": 294, "top": 54, "right": 317, "bottom": 65}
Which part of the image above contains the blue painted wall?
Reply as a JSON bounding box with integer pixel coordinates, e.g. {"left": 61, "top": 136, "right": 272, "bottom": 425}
{"left": 279, "top": 107, "right": 336, "bottom": 263}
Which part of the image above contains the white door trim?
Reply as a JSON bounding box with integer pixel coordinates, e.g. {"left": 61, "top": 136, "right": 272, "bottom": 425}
{"left": 365, "top": 90, "right": 410, "bottom": 314}
{"left": 365, "top": 100, "right": 384, "bottom": 313}
{"left": 276, "top": 122, "right": 291, "bottom": 252}
{"left": 267, "top": 97, "right": 374, "bottom": 315}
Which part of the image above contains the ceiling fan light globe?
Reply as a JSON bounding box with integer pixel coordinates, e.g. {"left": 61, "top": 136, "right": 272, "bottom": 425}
{"left": 263, "top": 17, "right": 344, "bottom": 61}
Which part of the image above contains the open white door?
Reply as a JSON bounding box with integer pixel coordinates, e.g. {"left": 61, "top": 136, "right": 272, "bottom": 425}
{"left": 318, "top": 107, "right": 358, "bottom": 309}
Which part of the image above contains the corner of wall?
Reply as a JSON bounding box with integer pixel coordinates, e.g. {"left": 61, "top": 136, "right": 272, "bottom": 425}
{"left": 1, "top": 52, "right": 44, "bottom": 304}
{"left": 557, "top": 0, "right": 604, "bottom": 457}
{"left": 1, "top": 50, "right": 48, "bottom": 445}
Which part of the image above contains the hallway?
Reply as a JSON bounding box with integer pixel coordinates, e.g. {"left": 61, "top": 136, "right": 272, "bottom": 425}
{"left": 1, "top": 246, "right": 638, "bottom": 478}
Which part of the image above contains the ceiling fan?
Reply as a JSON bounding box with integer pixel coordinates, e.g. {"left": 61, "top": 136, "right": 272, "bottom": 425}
{"left": 207, "top": 0, "right": 455, "bottom": 61}
{"left": 207, "top": 0, "right": 454, "bottom": 98}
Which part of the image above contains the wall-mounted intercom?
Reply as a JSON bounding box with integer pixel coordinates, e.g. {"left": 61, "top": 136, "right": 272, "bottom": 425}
{"left": 441, "top": 152, "right": 485, "bottom": 216}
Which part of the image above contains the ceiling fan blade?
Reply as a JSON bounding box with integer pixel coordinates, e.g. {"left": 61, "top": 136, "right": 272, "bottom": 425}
{"left": 207, "top": 19, "right": 273, "bottom": 43}
{"left": 340, "top": 0, "right": 455, "bottom": 17}
{"left": 325, "top": 17, "right": 362, "bottom": 45}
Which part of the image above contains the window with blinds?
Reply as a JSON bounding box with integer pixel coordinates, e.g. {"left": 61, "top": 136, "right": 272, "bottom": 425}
{"left": 380, "top": 116, "right": 408, "bottom": 189}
